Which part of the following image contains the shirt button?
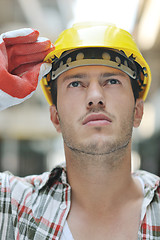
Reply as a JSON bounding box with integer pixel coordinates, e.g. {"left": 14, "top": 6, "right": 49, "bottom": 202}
{"left": 60, "top": 203, "right": 66, "bottom": 210}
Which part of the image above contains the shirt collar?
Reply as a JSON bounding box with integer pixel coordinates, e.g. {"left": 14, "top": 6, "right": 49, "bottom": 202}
{"left": 37, "top": 164, "right": 68, "bottom": 191}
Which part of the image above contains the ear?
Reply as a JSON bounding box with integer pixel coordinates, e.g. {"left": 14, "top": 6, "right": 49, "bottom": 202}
{"left": 50, "top": 105, "right": 61, "bottom": 133}
{"left": 133, "top": 99, "right": 144, "bottom": 128}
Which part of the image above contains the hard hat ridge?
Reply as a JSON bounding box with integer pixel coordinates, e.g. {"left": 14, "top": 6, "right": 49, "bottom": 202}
{"left": 41, "top": 22, "right": 151, "bottom": 105}
{"left": 51, "top": 47, "right": 138, "bottom": 81}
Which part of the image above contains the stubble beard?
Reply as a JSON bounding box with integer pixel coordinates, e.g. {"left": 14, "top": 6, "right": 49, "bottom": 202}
{"left": 58, "top": 108, "right": 135, "bottom": 167}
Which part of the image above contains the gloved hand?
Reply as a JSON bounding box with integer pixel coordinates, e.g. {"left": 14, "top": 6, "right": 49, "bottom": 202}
{"left": 0, "top": 28, "right": 54, "bottom": 111}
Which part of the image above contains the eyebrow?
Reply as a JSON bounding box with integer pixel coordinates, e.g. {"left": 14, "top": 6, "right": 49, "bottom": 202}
{"left": 63, "top": 73, "right": 87, "bottom": 82}
{"left": 100, "top": 72, "right": 127, "bottom": 78}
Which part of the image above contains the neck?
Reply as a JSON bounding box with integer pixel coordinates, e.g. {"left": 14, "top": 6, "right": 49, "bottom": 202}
{"left": 64, "top": 142, "right": 138, "bottom": 212}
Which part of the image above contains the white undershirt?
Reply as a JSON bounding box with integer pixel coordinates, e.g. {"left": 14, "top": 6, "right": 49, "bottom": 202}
{"left": 60, "top": 177, "right": 144, "bottom": 240}
{"left": 60, "top": 221, "right": 74, "bottom": 240}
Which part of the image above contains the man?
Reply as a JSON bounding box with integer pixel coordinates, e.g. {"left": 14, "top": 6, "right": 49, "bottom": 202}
{"left": 0, "top": 22, "right": 159, "bottom": 240}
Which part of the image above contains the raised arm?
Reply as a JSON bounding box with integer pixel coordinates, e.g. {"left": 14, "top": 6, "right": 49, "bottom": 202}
{"left": 0, "top": 28, "right": 54, "bottom": 110}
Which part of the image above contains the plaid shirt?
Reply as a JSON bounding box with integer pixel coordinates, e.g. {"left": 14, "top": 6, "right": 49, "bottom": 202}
{"left": 0, "top": 167, "right": 159, "bottom": 240}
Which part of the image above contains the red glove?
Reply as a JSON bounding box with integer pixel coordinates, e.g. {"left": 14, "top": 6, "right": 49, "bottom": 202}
{"left": 0, "top": 28, "right": 54, "bottom": 110}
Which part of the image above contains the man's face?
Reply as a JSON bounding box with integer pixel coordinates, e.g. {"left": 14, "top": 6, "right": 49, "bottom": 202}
{"left": 50, "top": 65, "right": 143, "bottom": 155}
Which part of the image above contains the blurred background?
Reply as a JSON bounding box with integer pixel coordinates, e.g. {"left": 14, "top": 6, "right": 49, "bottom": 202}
{"left": 0, "top": 0, "right": 160, "bottom": 176}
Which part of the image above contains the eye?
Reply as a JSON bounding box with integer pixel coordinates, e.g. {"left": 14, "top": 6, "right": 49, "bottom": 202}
{"left": 68, "top": 81, "right": 81, "bottom": 88}
{"left": 107, "top": 79, "right": 120, "bottom": 85}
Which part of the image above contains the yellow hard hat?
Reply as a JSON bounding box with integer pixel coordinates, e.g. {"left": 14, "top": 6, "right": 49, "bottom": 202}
{"left": 41, "top": 22, "right": 151, "bottom": 105}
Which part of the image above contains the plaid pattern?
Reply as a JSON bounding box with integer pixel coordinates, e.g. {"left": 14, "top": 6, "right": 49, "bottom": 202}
{"left": 133, "top": 171, "right": 160, "bottom": 239}
{"left": 0, "top": 168, "right": 159, "bottom": 240}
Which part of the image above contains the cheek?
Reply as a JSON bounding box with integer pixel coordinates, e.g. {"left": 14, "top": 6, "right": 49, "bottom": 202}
{"left": 57, "top": 94, "right": 84, "bottom": 125}
{"left": 109, "top": 93, "right": 135, "bottom": 121}
{"left": 58, "top": 88, "right": 85, "bottom": 110}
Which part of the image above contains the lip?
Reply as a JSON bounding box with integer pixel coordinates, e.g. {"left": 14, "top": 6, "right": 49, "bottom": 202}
{"left": 82, "top": 113, "right": 112, "bottom": 126}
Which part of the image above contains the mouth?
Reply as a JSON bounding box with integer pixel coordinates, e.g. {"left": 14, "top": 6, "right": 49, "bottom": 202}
{"left": 82, "top": 113, "right": 112, "bottom": 127}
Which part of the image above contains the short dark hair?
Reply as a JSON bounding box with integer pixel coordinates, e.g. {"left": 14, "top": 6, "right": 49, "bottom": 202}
{"left": 50, "top": 78, "right": 58, "bottom": 108}
{"left": 130, "top": 77, "right": 140, "bottom": 101}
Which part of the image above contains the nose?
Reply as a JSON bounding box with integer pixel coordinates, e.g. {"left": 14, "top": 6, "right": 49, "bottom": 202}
{"left": 86, "top": 81, "right": 105, "bottom": 109}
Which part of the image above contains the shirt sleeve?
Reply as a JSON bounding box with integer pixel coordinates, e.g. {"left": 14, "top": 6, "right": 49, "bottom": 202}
{"left": 0, "top": 172, "right": 15, "bottom": 239}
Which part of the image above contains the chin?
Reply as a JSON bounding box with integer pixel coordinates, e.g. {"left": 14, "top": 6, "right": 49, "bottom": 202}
{"left": 80, "top": 139, "right": 111, "bottom": 153}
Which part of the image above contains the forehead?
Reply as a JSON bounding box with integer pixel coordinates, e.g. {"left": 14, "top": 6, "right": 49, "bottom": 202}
{"left": 57, "top": 65, "right": 130, "bottom": 82}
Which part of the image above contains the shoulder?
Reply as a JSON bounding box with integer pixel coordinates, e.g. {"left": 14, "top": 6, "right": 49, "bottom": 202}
{"left": 133, "top": 170, "right": 160, "bottom": 184}
{"left": 134, "top": 171, "right": 160, "bottom": 235}
{"left": 0, "top": 171, "right": 50, "bottom": 190}
{"left": 133, "top": 170, "right": 160, "bottom": 201}
{"left": 0, "top": 165, "right": 67, "bottom": 195}
{"left": 0, "top": 167, "right": 68, "bottom": 238}
{"left": 0, "top": 168, "right": 67, "bottom": 214}
{"left": 0, "top": 171, "right": 51, "bottom": 204}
